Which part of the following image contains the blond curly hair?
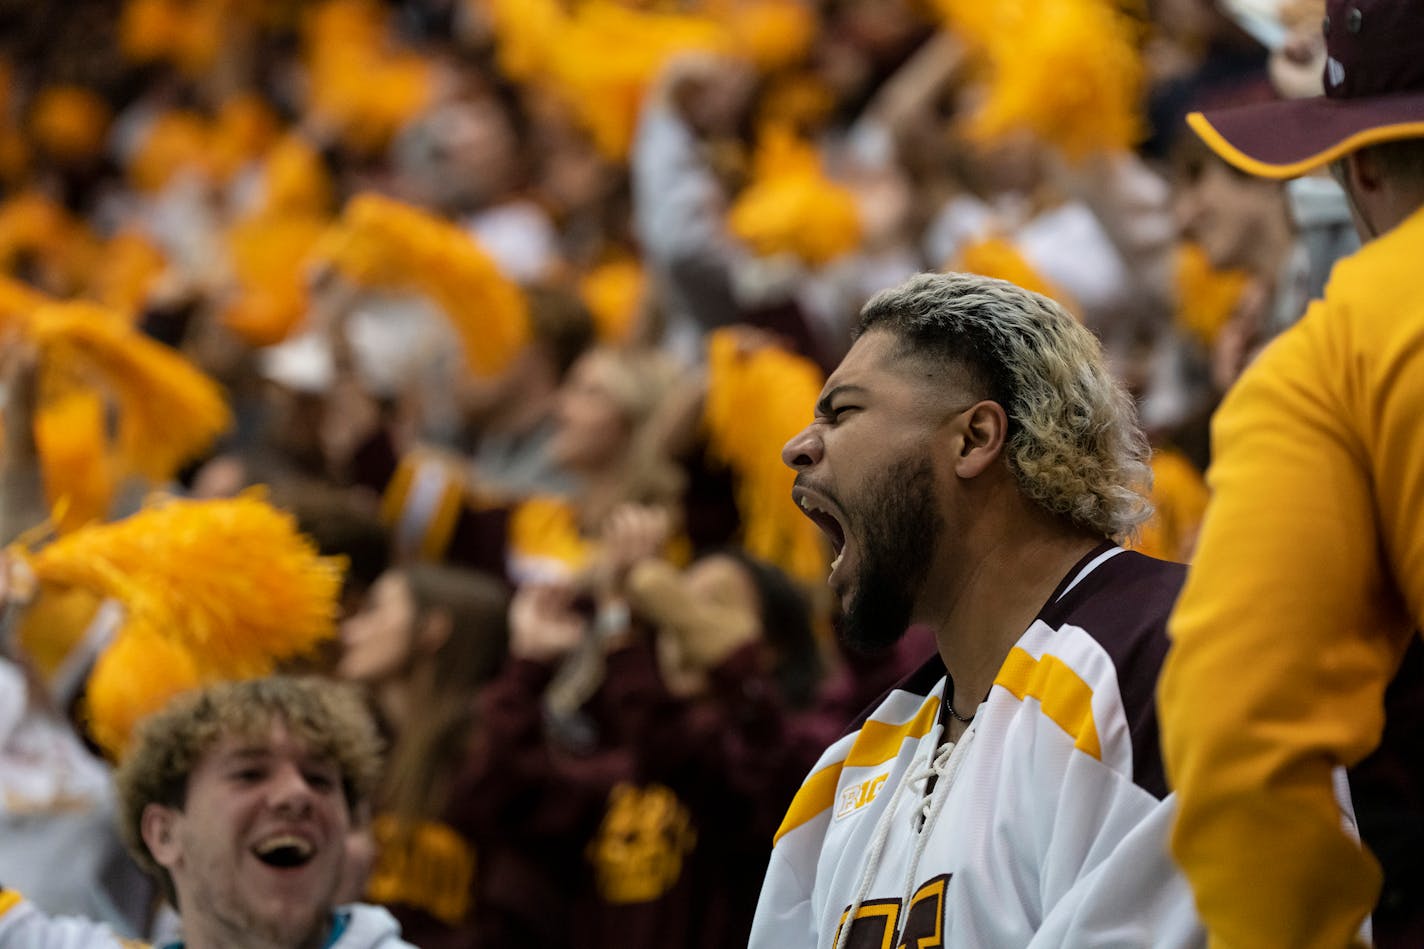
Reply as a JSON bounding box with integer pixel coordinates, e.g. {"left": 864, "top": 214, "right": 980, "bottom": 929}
{"left": 113, "top": 676, "right": 384, "bottom": 906}
{"left": 858, "top": 272, "right": 1152, "bottom": 541}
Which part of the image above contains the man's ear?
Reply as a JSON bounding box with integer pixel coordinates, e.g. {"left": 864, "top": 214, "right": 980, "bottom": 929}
{"left": 141, "top": 803, "right": 182, "bottom": 870}
{"left": 1345, "top": 148, "right": 1383, "bottom": 194}
{"left": 952, "top": 400, "right": 1010, "bottom": 479}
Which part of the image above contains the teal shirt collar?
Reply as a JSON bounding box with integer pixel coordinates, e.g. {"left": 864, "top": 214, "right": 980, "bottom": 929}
{"left": 160, "top": 909, "right": 351, "bottom": 949}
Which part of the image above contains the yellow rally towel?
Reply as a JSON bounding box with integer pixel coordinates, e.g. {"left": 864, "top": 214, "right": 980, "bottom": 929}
{"left": 728, "top": 124, "right": 861, "bottom": 266}
{"left": 703, "top": 329, "right": 828, "bottom": 585}
{"left": 316, "top": 193, "right": 530, "bottom": 377}
{"left": 931, "top": 0, "right": 1144, "bottom": 160}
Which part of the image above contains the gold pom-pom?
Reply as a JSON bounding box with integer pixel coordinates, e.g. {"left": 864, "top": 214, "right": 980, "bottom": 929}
{"left": 35, "top": 389, "right": 115, "bottom": 533}
{"left": 127, "top": 109, "right": 211, "bottom": 193}
{"left": 728, "top": 124, "right": 862, "bottom": 266}
{"left": 556, "top": 2, "right": 732, "bottom": 160}
{"left": 17, "top": 492, "right": 345, "bottom": 680}
{"left": 0, "top": 273, "right": 48, "bottom": 334}
{"left": 485, "top": 0, "right": 730, "bottom": 160}
{"left": 1130, "top": 447, "right": 1209, "bottom": 563}
{"left": 83, "top": 626, "right": 204, "bottom": 760}
{"left": 208, "top": 93, "right": 282, "bottom": 182}
{"left": 119, "top": 0, "right": 188, "bottom": 65}
{"left": 579, "top": 258, "right": 645, "bottom": 345}
{"left": 222, "top": 213, "right": 328, "bottom": 347}
{"left": 257, "top": 134, "right": 335, "bottom": 218}
{"left": 483, "top": 0, "right": 565, "bottom": 83}
{"left": 303, "top": 0, "right": 438, "bottom": 154}
{"left": 13, "top": 581, "right": 107, "bottom": 692}
{"left": 1174, "top": 241, "right": 1249, "bottom": 348}
{"left": 951, "top": 236, "right": 1080, "bottom": 317}
{"left": 28, "top": 301, "right": 232, "bottom": 481}
{"left": 172, "top": 0, "right": 231, "bottom": 77}
{"left": 718, "top": 0, "right": 816, "bottom": 71}
{"left": 219, "top": 135, "right": 336, "bottom": 346}
{"left": 934, "top": 0, "right": 1144, "bottom": 161}
{"left": 87, "top": 231, "right": 167, "bottom": 318}
{"left": 317, "top": 193, "right": 530, "bottom": 377}
{"left": 12, "top": 492, "right": 346, "bottom": 758}
{"left": 702, "top": 329, "right": 828, "bottom": 585}
{"left": 29, "top": 86, "right": 111, "bottom": 165}
{"left": 0, "top": 192, "right": 100, "bottom": 296}
{"left": 0, "top": 193, "right": 69, "bottom": 264}
{"left": 118, "top": 0, "right": 234, "bottom": 76}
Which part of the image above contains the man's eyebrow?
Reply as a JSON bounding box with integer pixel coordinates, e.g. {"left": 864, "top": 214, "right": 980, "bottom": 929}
{"left": 815, "top": 384, "right": 868, "bottom": 417}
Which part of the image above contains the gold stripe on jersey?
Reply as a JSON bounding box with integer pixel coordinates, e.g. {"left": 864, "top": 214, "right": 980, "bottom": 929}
{"left": 380, "top": 454, "right": 466, "bottom": 562}
{"left": 994, "top": 648, "right": 1102, "bottom": 759}
{"left": 773, "top": 761, "right": 842, "bottom": 845}
{"left": 423, "top": 475, "right": 465, "bottom": 561}
{"left": 773, "top": 695, "right": 940, "bottom": 845}
{"left": 0, "top": 889, "right": 20, "bottom": 918}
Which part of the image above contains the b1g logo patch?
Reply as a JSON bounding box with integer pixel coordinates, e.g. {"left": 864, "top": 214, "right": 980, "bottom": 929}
{"left": 835, "top": 772, "right": 888, "bottom": 820}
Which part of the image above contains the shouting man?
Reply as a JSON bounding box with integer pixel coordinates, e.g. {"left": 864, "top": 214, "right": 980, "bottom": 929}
{"left": 750, "top": 272, "right": 1201, "bottom": 948}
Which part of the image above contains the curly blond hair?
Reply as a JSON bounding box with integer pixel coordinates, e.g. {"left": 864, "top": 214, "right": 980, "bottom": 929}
{"left": 858, "top": 272, "right": 1152, "bottom": 541}
{"left": 113, "top": 676, "right": 384, "bottom": 906}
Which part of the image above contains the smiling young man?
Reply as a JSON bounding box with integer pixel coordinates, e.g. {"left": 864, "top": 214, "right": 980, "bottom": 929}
{"left": 748, "top": 272, "right": 1202, "bottom": 948}
{"left": 0, "top": 676, "right": 414, "bottom": 949}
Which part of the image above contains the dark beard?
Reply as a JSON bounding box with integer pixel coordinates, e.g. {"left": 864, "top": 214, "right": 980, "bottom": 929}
{"left": 840, "top": 454, "right": 942, "bottom": 652}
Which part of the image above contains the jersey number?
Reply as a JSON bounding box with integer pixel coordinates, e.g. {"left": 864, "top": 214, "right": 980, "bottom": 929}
{"left": 833, "top": 874, "right": 950, "bottom": 949}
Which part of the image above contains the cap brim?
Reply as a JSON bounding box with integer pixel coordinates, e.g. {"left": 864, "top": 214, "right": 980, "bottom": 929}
{"left": 1189, "top": 91, "right": 1424, "bottom": 179}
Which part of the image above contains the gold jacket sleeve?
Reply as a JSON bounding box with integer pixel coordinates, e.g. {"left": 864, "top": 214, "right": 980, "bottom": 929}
{"left": 1160, "top": 205, "right": 1424, "bottom": 949}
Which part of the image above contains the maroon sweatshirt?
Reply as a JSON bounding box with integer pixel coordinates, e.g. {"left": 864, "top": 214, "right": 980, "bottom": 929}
{"left": 440, "top": 628, "right": 828, "bottom": 949}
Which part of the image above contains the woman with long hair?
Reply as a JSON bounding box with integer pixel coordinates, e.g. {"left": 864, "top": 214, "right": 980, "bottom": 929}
{"left": 335, "top": 562, "right": 509, "bottom": 949}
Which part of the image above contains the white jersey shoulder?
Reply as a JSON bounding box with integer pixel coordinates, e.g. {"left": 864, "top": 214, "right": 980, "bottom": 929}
{"left": 750, "top": 548, "right": 1205, "bottom": 949}
{"left": 0, "top": 894, "right": 142, "bottom": 949}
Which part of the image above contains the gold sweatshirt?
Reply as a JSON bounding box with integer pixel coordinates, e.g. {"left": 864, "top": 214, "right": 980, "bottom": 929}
{"left": 1161, "top": 203, "right": 1424, "bottom": 948}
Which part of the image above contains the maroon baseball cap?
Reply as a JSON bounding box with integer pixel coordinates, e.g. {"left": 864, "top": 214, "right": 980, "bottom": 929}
{"left": 1188, "top": 0, "right": 1424, "bottom": 179}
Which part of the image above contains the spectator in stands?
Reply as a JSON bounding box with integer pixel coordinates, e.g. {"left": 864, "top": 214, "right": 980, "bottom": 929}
{"left": 335, "top": 563, "right": 509, "bottom": 948}
{"left": 0, "top": 676, "right": 415, "bottom": 949}
{"left": 1161, "top": 1, "right": 1424, "bottom": 944}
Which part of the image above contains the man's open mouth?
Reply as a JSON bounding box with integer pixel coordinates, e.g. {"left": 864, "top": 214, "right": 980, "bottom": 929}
{"left": 796, "top": 492, "right": 848, "bottom": 574}
{"left": 252, "top": 834, "right": 316, "bottom": 869}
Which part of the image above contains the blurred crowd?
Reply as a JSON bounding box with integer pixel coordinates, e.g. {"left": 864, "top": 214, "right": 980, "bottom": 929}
{"left": 0, "top": 0, "right": 1360, "bottom": 946}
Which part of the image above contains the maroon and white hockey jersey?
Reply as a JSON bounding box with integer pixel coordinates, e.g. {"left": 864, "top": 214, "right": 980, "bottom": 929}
{"left": 750, "top": 545, "right": 1205, "bottom": 949}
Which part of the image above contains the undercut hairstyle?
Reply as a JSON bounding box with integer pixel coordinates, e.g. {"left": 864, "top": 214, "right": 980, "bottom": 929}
{"left": 857, "top": 272, "right": 1152, "bottom": 541}
{"left": 114, "top": 676, "right": 385, "bottom": 904}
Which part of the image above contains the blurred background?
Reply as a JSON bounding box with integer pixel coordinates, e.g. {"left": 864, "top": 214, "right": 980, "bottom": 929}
{"left": 1, "top": 0, "right": 1376, "bottom": 947}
